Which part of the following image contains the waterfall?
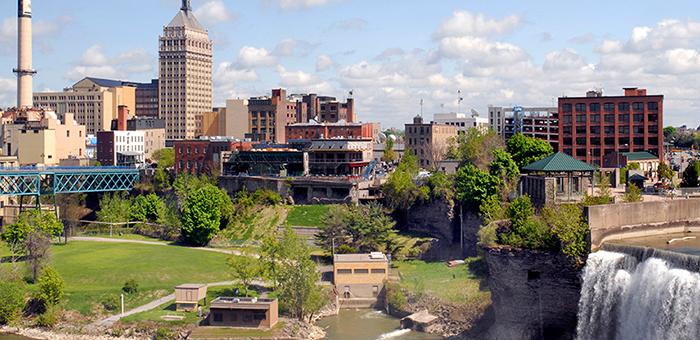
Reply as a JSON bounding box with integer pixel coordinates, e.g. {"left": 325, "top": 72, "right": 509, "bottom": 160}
{"left": 576, "top": 251, "right": 700, "bottom": 340}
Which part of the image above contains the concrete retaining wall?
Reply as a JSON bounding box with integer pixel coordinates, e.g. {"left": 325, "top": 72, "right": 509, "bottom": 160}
{"left": 586, "top": 198, "right": 700, "bottom": 248}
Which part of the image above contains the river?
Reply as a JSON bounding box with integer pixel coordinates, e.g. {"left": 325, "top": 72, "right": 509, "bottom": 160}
{"left": 316, "top": 309, "right": 442, "bottom": 340}
{"left": 0, "top": 335, "right": 35, "bottom": 340}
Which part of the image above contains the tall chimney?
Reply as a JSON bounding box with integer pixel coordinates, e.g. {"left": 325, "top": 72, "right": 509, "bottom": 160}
{"left": 14, "top": 0, "right": 35, "bottom": 109}
{"left": 346, "top": 97, "right": 355, "bottom": 123}
{"left": 117, "top": 105, "right": 128, "bottom": 131}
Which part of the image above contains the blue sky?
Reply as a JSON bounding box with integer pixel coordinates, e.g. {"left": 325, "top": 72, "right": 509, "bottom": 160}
{"left": 1, "top": 0, "right": 700, "bottom": 129}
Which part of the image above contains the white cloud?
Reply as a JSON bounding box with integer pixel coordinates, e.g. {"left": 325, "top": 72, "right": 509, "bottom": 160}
{"left": 316, "top": 54, "right": 334, "bottom": 72}
{"left": 273, "top": 39, "right": 317, "bottom": 57}
{"left": 0, "top": 15, "right": 72, "bottom": 55}
{"left": 236, "top": 46, "right": 277, "bottom": 68}
{"left": 276, "top": 65, "right": 334, "bottom": 93}
{"left": 660, "top": 48, "right": 700, "bottom": 74}
{"left": 330, "top": 18, "right": 367, "bottom": 31}
{"left": 0, "top": 77, "right": 16, "bottom": 109}
{"left": 194, "top": 0, "right": 238, "bottom": 25}
{"left": 438, "top": 36, "right": 528, "bottom": 66}
{"left": 434, "top": 10, "right": 522, "bottom": 38}
{"left": 265, "top": 0, "right": 332, "bottom": 10}
{"left": 64, "top": 45, "right": 153, "bottom": 81}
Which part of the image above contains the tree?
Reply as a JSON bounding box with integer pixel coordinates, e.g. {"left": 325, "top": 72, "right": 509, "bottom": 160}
{"left": 506, "top": 133, "right": 554, "bottom": 169}
{"left": 26, "top": 231, "right": 52, "bottom": 283}
{"left": 454, "top": 129, "right": 504, "bottom": 170}
{"left": 154, "top": 167, "right": 171, "bottom": 191}
{"left": 316, "top": 203, "right": 396, "bottom": 253}
{"left": 96, "top": 192, "right": 132, "bottom": 223}
{"left": 0, "top": 280, "right": 25, "bottom": 325}
{"left": 658, "top": 161, "right": 674, "bottom": 184}
{"left": 152, "top": 148, "right": 175, "bottom": 168}
{"left": 499, "top": 195, "right": 554, "bottom": 250}
{"left": 623, "top": 184, "right": 643, "bottom": 202}
{"left": 455, "top": 164, "right": 501, "bottom": 209}
{"left": 542, "top": 204, "right": 588, "bottom": 259}
{"left": 425, "top": 172, "right": 454, "bottom": 202}
{"left": 227, "top": 255, "right": 262, "bottom": 296}
{"left": 382, "top": 153, "right": 427, "bottom": 214}
{"left": 180, "top": 184, "right": 231, "bottom": 245}
{"left": 1, "top": 210, "right": 63, "bottom": 260}
{"left": 37, "top": 267, "right": 64, "bottom": 307}
{"left": 663, "top": 126, "right": 677, "bottom": 142}
{"left": 489, "top": 149, "right": 520, "bottom": 181}
{"left": 681, "top": 160, "right": 700, "bottom": 187}
{"left": 382, "top": 137, "right": 396, "bottom": 163}
{"left": 130, "top": 193, "right": 166, "bottom": 223}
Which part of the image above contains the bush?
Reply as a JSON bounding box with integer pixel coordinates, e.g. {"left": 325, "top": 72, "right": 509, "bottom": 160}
{"left": 35, "top": 306, "right": 60, "bottom": 328}
{"left": 0, "top": 281, "right": 25, "bottom": 325}
{"left": 335, "top": 244, "right": 358, "bottom": 254}
{"left": 542, "top": 204, "right": 589, "bottom": 259}
{"left": 122, "top": 279, "right": 139, "bottom": 294}
{"left": 623, "top": 184, "right": 643, "bottom": 203}
{"left": 499, "top": 196, "right": 555, "bottom": 250}
{"left": 101, "top": 295, "right": 119, "bottom": 312}
{"left": 252, "top": 189, "right": 283, "bottom": 205}
{"left": 386, "top": 283, "right": 407, "bottom": 310}
{"left": 154, "top": 327, "right": 175, "bottom": 340}
{"left": 477, "top": 222, "right": 499, "bottom": 247}
{"left": 37, "top": 267, "right": 64, "bottom": 307}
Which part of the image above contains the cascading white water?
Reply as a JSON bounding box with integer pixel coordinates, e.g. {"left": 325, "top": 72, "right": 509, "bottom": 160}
{"left": 576, "top": 251, "right": 700, "bottom": 340}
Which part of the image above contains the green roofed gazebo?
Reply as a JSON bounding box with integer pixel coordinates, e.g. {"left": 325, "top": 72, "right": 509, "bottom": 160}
{"left": 519, "top": 152, "right": 596, "bottom": 206}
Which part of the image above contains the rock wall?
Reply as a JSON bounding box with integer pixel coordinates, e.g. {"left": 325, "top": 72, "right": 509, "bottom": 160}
{"left": 482, "top": 247, "right": 581, "bottom": 340}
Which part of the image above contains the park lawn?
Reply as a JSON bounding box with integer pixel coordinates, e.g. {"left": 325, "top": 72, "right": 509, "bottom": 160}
{"left": 78, "top": 233, "right": 167, "bottom": 242}
{"left": 43, "top": 241, "right": 233, "bottom": 315}
{"left": 285, "top": 205, "right": 330, "bottom": 227}
{"left": 189, "top": 322, "right": 285, "bottom": 339}
{"left": 395, "top": 258, "right": 490, "bottom": 306}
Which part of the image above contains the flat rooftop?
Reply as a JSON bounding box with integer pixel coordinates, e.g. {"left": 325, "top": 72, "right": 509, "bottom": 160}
{"left": 176, "top": 283, "right": 206, "bottom": 289}
{"left": 334, "top": 253, "right": 388, "bottom": 263}
{"left": 210, "top": 297, "right": 277, "bottom": 310}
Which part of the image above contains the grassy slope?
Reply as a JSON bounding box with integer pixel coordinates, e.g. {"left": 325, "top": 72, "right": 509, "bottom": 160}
{"left": 395, "top": 259, "right": 490, "bottom": 305}
{"left": 121, "top": 286, "right": 235, "bottom": 325}
{"left": 285, "top": 205, "right": 330, "bottom": 227}
{"left": 14, "top": 241, "right": 233, "bottom": 315}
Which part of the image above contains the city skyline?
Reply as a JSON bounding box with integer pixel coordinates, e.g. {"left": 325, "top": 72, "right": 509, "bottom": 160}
{"left": 0, "top": 0, "right": 699, "bottom": 128}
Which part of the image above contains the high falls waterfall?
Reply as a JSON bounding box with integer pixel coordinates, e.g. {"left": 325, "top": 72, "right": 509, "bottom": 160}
{"left": 576, "top": 250, "right": 700, "bottom": 340}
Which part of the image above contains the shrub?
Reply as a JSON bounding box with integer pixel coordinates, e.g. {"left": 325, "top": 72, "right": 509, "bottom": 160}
{"left": 335, "top": 244, "right": 358, "bottom": 254}
{"left": 122, "top": 279, "right": 139, "bottom": 294}
{"left": 101, "top": 295, "right": 119, "bottom": 312}
{"left": 154, "top": 327, "right": 175, "bottom": 340}
{"left": 0, "top": 280, "right": 25, "bottom": 325}
{"left": 499, "top": 196, "right": 556, "bottom": 250}
{"left": 35, "top": 306, "right": 60, "bottom": 328}
{"left": 623, "top": 184, "right": 643, "bottom": 203}
{"left": 477, "top": 222, "right": 499, "bottom": 247}
{"left": 252, "top": 189, "right": 283, "bottom": 205}
{"left": 386, "top": 282, "right": 407, "bottom": 310}
{"left": 37, "top": 267, "right": 64, "bottom": 307}
{"left": 542, "top": 204, "right": 589, "bottom": 259}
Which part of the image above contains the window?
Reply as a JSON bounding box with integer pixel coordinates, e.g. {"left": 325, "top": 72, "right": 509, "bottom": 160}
{"left": 604, "top": 126, "right": 615, "bottom": 134}
{"left": 576, "top": 126, "right": 586, "bottom": 134}
{"left": 590, "top": 126, "right": 600, "bottom": 134}
{"left": 604, "top": 114, "right": 615, "bottom": 123}
{"left": 591, "top": 137, "right": 601, "bottom": 145}
{"left": 576, "top": 137, "right": 586, "bottom": 145}
{"left": 648, "top": 102, "right": 659, "bottom": 111}
{"left": 354, "top": 268, "right": 369, "bottom": 274}
{"left": 633, "top": 126, "right": 645, "bottom": 134}
{"left": 648, "top": 114, "right": 658, "bottom": 122}
{"left": 632, "top": 102, "right": 644, "bottom": 111}
{"left": 618, "top": 114, "right": 629, "bottom": 123}
{"left": 575, "top": 103, "right": 586, "bottom": 112}
{"left": 591, "top": 114, "right": 600, "bottom": 123}
{"left": 371, "top": 268, "right": 386, "bottom": 274}
{"left": 576, "top": 115, "right": 586, "bottom": 123}
{"left": 337, "top": 269, "right": 352, "bottom": 274}
{"left": 563, "top": 115, "right": 572, "bottom": 124}
{"left": 253, "top": 311, "right": 266, "bottom": 321}
{"left": 66, "top": 131, "right": 70, "bottom": 137}
{"left": 589, "top": 103, "right": 600, "bottom": 112}
{"left": 619, "top": 126, "right": 630, "bottom": 134}
{"left": 563, "top": 126, "right": 572, "bottom": 134}
{"left": 213, "top": 313, "right": 222, "bottom": 322}
{"left": 562, "top": 104, "right": 572, "bottom": 113}
{"left": 603, "top": 103, "right": 615, "bottom": 112}
{"left": 618, "top": 102, "right": 630, "bottom": 112}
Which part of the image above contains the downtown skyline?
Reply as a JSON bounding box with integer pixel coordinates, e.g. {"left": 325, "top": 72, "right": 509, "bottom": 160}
{"left": 1, "top": 0, "right": 700, "bottom": 128}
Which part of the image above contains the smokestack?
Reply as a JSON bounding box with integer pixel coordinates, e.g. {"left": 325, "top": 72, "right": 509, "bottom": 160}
{"left": 14, "top": 0, "right": 35, "bottom": 109}
{"left": 117, "top": 105, "right": 128, "bottom": 131}
{"left": 346, "top": 97, "right": 355, "bottom": 123}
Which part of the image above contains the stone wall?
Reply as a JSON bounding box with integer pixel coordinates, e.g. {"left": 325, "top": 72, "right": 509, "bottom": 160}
{"left": 482, "top": 247, "right": 581, "bottom": 340}
{"left": 586, "top": 198, "right": 700, "bottom": 248}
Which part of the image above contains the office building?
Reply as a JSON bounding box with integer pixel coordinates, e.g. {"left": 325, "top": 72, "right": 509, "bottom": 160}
{"left": 489, "top": 106, "right": 559, "bottom": 151}
{"left": 405, "top": 116, "right": 458, "bottom": 169}
{"left": 96, "top": 129, "right": 145, "bottom": 166}
{"left": 246, "top": 89, "right": 299, "bottom": 143}
{"left": 225, "top": 99, "right": 249, "bottom": 139}
{"left": 333, "top": 253, "right": 389, "bottom": 301}
{"left": 558, "top": 88, "right": 663, "bottom": 166}
{"left": 159, "top": 0, "right": 213, "bottom": 140}
{"left": 134, "top": 79, "right": 159, "bottom": 118}
{"left": 174, "top": 137, "right": 253, "bottom": 175}
{"left": 433, "top": 112, "right": 488, "bottom": 134}
{"left": 285, "top": 121, "right": 375, "bottom": 142}
{"left": 111, "top": 106, "right": 166, "bottom": 161}
{"left": 34, "top": 77, "right": 136, "bottom": 135}
{"left": 307, "top": 139, "right": 374, "bottom": 176}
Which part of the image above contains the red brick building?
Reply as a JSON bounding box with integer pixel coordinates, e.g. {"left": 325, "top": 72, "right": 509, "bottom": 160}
{"left": 174, "top": 138, "right": 252, "bottom": 175}
{"left": 285, "top": 122, "right": 375, "bottom": 142}
{"left": 558, "top": 88, "right": 663, "bottom": 167}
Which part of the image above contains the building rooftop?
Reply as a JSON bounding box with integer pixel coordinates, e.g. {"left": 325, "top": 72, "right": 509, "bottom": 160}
{"left": 176, "top": 283, "right": 206, "bottom": 289}
{"left": 167, "top": 8, "right": 206, "bottom": 32}
{"left": 210, "top": 297, "right": 276, "bottom": 310}
{"left": 334, "top": 252, "right": 388, "bottom": 263}
{"left": 309, "top": 139, "right": 371, "bottom": 151}
{"left": 522, "top": 152, "right": 597, "bottom": 172}
{"left": 623, "top": 151, "right": 658, "bottom": 161}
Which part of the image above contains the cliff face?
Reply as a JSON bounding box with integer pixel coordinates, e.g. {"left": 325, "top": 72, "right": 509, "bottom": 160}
{"left": 483, "top": 247, "right": 581, "bottom": 340}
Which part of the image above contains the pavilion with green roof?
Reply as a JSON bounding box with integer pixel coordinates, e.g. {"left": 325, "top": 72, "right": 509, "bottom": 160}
{"left": 519, "top": 152, "right": 596, "bottom": 206}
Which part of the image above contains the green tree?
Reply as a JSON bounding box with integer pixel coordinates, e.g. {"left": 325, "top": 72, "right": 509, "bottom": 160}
{"left": 0, "top": 280, "right": 25, "bottom": 325}
{"left": 180, "top": 184, "right": 231, "bottom": 245}
{"left": 499, "top": 195, "right": 554, "bottom": 250}
{"left": 130, "top": 193, "right": 166, "bottom": 223}
{"left": 227, "top": 255, "right": 262, "bottom": 296}
{"left": 1, "top": 210, "right": 63, "bottom": 256}
{"left": 382, "top": 137, "right": 396, "bottom": 163}
{"left": 663, "top": 126, "right": 677, "bottom": 142}
{"left": 26, "top": 231, "right": 52, "bottom": 283}
{"left": 96, "top": 192, "right": 132, "bottom": 223}
{"left": 37, "top": 267, "right": 64, "bottom": 307}
{"left": 455, "top": 164, "right": 501, "bottom": 208}
{"left": 542, "top": 204, "right": 588, "bottom": 259}
{"left": 658, "top": 161, "right": 674, "bottom": 184}
{"left": 153, "top": 167, "right": 171, "bottom": 191}
{"left": 623, "top": 184, "right": 643, "bottom": 202}
{"left": 489, "top": 149, "right": 520, "bottom": 180}
{"left": 152, "top": 148, "right": 175, "bottom": 168}
{"left": 681, "top": 160, "right": 700, "bottom": 187}
{"left": 506, "top": 133, "right": 554, "bottom": 168}
{"left": 316, "top": 203, "right": 396, "bottom": 253}
{"left": 382, "top": 153, "right": 427, "bottom": 213}
{"left": 425, "top": 172, "right": 454, "bottom": 202}
{"left": 454, "top": 128, "right": 504, "bottom": 170}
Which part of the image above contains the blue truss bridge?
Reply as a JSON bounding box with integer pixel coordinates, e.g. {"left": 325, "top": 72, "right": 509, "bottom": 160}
{"left": 0, "top": 166, "right": 140, "bottom": 196}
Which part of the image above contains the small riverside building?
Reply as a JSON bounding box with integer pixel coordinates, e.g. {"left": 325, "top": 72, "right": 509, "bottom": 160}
{"left": 519, "top": 152, "right": 596, "bottom": 206}
{"left": 208, "top": 297, "right": 279, "bottom": 328}
{"left": 333, "top": 252, "right": 389, "bottom": 302}
{"left": 175, "top": 284, "right": 207, "bottom": 311}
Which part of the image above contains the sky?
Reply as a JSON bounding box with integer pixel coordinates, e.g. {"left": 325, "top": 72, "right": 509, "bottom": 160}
{"left": 1, "top": 0, "right": 700, "bottom": 129}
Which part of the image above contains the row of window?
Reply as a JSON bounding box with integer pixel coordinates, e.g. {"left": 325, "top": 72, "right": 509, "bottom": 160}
{"left": 563, "top": 125, "right": 659, "bottom": 135}
{"left": 562, "top": 137, "right": 658, "bottom": 146}
{"left": 563, "top": 102, "right": 659, "bottom": 113}
{"left": 336, "top": 268, "right": 386, "bottom": 274}
{"left": 562, "top": 113, "right": 658, "bottom": 124}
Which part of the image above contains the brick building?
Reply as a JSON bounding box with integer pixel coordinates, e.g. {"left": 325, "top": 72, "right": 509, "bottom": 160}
{"left": 174, "top": 137, "right": 252, "bottom": 175}
{"left": 558, "top": 88, "right": 663, "bottom": 166}
{"left": 246, "top": 89, "right": 299, "bottom": 143}
{"left": 285, "top": 121, "right": 375, "bottom": 142}
{"left": 405, "top": 116, "right": 458, "bottom": 169}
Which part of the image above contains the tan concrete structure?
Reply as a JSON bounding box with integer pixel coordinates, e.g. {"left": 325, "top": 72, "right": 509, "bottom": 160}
{"left": 405, "top": 115, "right": 458, "bottom": 169}
{"left": 175, "top": 284, "right": 207, "bottom": 311}
{"left": 159, "top": 0, "right": 212, "bottom": 140}
{"left": 200, "top": 108, "right": 225, "bottom": 137}
{"left": 15, "top": 0, "right": 35, "bottom": 109}
{"left": 333, "top": 253, "right": 389, "bottom": 300}
{"left": 34, "top": 77, "right": 136, "bottom": 135}
{"left": 225, "top": 99, "right": 249, "bottom": 139}
{"left": 208, "top": 297, "right": 279, "bottom": 329}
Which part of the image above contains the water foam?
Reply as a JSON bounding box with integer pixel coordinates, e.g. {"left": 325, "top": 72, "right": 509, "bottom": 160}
{"left": 376, "top": 328, "right": 412, "bottom": 339}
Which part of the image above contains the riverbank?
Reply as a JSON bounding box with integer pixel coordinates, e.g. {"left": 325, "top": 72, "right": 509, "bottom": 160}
{"left": 0, "top": 327, "right": 137, "bottom": 340}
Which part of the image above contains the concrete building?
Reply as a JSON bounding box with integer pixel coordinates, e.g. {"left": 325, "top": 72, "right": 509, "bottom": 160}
{"left": 1, "top": 110, "right": 86, "bottom": 165}
{"left": 316, "top": 95, "right": 355, "bottom": 123}
{"left": 519, "top": 152, "right": 596, "bottom": 207}
{"left": 175, "top": 284, "right": 207, "bottom": 312}
{"left": 159, "top": 0, "right": 212, "bottom": 140}
{"left": 246, "top": 89, "right": 299, "bottom": 143}
{"left": 208, "top": 297, "right": 279, "bottom": 329}
{"left": 34, "top": 77, "right": 137, "bottom": 135}
{"left": 133, "top": 79, "right": 159, "bottom": 118}
{"left": 334, "top": 252, "right": 389, "bottom": 305}
{"left": 174, "top": 137, "right": 252, "bottom": 175}
{"left": 223, "top": 148, "right": 308, "bottom": 177}
{"left": 432, "top": 112, "right": 488, "bottom": 134}
{"left": 489, "top": 106, "right": 559, "bottom": 151}
{"left": 307, "top": 139, "right": 374, "bottom": 177}
{"left": 200, "top": 107, "right": 225, "bottom": 137}
{"left": 96, "top": 130, "right": 145, "bottom": 166}
{"left": 285, "top": 121, "right": 375, "bottom": 142}
{"left": 111, "top": 109, "right": 166, "bottom": 162}
{"left": 405, "top": 116, "right": 458, "bottom": 169}
{"left": 225, "top": 99, "right": 249, "bottom": 139}
{"left": 558, "top": 88, "right": 663, "bottom": 167}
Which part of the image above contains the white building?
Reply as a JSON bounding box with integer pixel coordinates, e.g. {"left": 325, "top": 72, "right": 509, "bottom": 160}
{"left": 96, "top": 130, "right": 145, "bottom": 166}
{"left": 432, "top": 112, "right": 489, "bottom": 134}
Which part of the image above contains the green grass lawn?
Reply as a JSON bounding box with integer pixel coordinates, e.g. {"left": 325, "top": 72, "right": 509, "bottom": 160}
{"left": 77, "top": 232, "right": 166, "bottom": 242}
{"left": 395, "top": 258, "right": 490, "bottom": 306}
{"left": 285, "top": 205, "right": 330, "bottom": 227}
{"left": 0, "top": 241, "right": 235, "bottom": 316}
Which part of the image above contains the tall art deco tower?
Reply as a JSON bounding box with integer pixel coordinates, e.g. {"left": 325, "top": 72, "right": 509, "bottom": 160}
{"left": 159, "top": 0, "right": 213, "bottom": 140}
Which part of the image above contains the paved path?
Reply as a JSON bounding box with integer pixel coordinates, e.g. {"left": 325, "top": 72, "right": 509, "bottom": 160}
{"left": 67, "top": 236, "right": 259, "bottom": 257}
{"left": 90, "top": 280, "right": 252, "bottom": 329}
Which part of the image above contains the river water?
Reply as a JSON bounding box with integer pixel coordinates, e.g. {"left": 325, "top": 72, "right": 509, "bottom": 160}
{"left": 0, "top": 335, "right": 35, "bottom": 340}
{"left": 316, "top": 309, "right": 442, "bottom": 340}
{"left": 576, "top": 251, "right": 700, "bottom": 340}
